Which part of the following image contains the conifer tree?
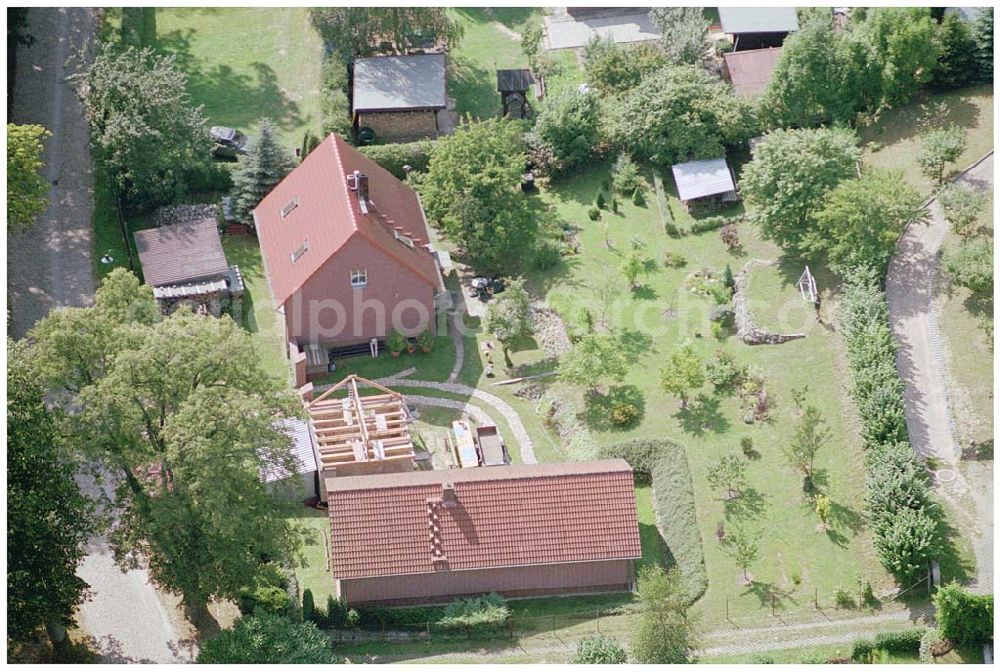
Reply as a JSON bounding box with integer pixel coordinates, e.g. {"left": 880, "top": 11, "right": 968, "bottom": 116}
{"left": 231, "top": 118, "right": 294, "bottom": 224}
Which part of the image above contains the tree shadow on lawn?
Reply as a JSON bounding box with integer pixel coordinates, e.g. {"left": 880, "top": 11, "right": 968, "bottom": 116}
{"left": 616, "top": 327, "right": 655, "bottom": 363}
{"left": 676, "top": 394, "right": 730, "bottom": 436}
{"left": 449, "top": 53, "right": 500, "bottom": 119}
{"left": 454, "top": 6, "right": 537, "bottom": 30}
{"left": 155, "top": 29, "right": 304, "bottom": 134}
{"left": 724, "top": 486, "right": 767, "bottom": 522}
{"left": 860, "top": 91, "right": 983, "bottom": 149}
{"left": 741, "top": 580, "right": 799, "bottom": 610}
{"left": 582, "top": 384, "right": 645, "bottom": 431}
{"left": 632, "top": 285, "right": 658, "bottom": 301}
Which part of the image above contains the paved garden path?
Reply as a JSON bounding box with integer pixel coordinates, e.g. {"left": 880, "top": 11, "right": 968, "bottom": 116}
{"left": 7, "top": 7, "right": 96, "bottom": 338}
{"left": 885, "top": 152, "right": 994, "bottom": 595}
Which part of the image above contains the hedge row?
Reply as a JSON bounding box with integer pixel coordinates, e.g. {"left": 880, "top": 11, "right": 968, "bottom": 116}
{"left": 359, "top": 139, "right": 437, "bottom": 180}
{"left": 851, "top": 628, "right": 925, "bottom": 663}
{"left": 840, "top": 267, "right": 938, "bottom": 583}
{"left": 321, "top": 53, "right": 352, "bottom": 141}
{"left": 599, "top": 439, "right": 708, "bottom": 603}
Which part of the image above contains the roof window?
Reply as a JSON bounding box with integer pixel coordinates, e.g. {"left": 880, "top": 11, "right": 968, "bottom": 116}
{"left": 280, "top": 197, "right": 299, "bottom": 219}
{"left": 290, "top": 239, "right": 309, "bottom": 263}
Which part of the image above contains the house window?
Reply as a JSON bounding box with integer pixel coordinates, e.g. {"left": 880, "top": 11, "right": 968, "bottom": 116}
{"left": 280, "top": 197, "right": 299, "bottom": 219}
{"left": 350, "top": 269, "right": 367, "bottom": 288}
{"left": 290, "top": 239, "right": 309, "bottom": 263}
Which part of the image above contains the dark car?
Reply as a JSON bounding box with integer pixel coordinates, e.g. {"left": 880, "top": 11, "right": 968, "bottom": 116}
{"left": 210, "top": 126, "right": 250, "bottom": 159}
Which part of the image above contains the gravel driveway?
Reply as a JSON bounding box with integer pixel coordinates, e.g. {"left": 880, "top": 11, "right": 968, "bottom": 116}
{"left": 885, "top": 153, "right": 994, "bottom": 594}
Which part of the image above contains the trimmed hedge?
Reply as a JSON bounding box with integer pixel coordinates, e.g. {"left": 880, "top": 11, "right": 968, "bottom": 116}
{"left": 934, "top": 583, "right": 994, "bottom": 647}
{"left": 840, "top": 266, "right": 939, "bottom": 583}
{"left": 688, "top": 216, "right": 730, "bottom": 235}
{"left": 320, "top": 53, "right": 352, "bottom": 141}
{"left": 438, "top": 593, "right": 510, "bottom": 634}
{"left": 359, "top": 139, "right": 437, "bottom": 180}
{"left": 599, "top": 439, "right": 707, "bottom": 603}
{"left": 874, "top": 628, "right": 925, "bottom": 653}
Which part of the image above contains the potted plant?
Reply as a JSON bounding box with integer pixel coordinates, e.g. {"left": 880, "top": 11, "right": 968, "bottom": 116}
{"left": 418, "top": 329, "right": 434, "bottom": 353}
{"left": 405, "top": 334, "right": 416, "bottom": 354}
{"left": 387, "top": 330, "right": 405, "bottom": 357}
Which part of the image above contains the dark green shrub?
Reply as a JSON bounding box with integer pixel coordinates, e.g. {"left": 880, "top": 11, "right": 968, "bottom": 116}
{"left": 596, "top": 191, "right": 607, "bottom": 209}
{"left": 358, "top": 139, "right": 436, "bottom": 180}
{"left": 302, "top": 588, "right": 315, "bottom": 623}
{"left": 532, "top": 89, "right": 601, "bottom": 176}
{"left": 236, "top": 562, "right": 291, "bottom": 616}
{"left": 632, "top": 187, "right": 646, "bottom": 206}
{"left": 933, "top": 583, "right": 994, "bottom": 646}
{"left": 327, "top": 596, "right": 347, "bottom": 628}
{"left": 663, "top": 251, "right": 687, "bottom": 268}
{"left": 706, "top": 349, "right": 745, "bottom": 393}
{"left": 851, "top": 637, "right": 875, "bottom": 663}
{"left": 611, "top": 196, "right": 619, "bottom": 213}
{"left": 610, "top": 402, "right": 639, "bottom": 426}
{"left": 689, "top": 216, "right": 729, "bottom": 234}
{"left": 438, "top": 593, "right": 510, "bottom": 634}
{"left": 874, "top": 628, "right": 925, "bottom": 653}
{"left": 573, "top": 635, "right": 628, "bottom": 663}
{"left": 588, "top": 206, "right": 601, "bottom": 221}
{"left": 320, "top": 53, "right": 352, "bottom": 140}
{"left": 740, "top": 436, "right": 753, "bottom": 456}
{"left": 942, "top": 238, "right": 993, "bottom": 294}
{"left": 198, "top": 613, "right": 336, "bottom": 663}
{"left": 612, "top": 153, "right": 643, "bottom": 195}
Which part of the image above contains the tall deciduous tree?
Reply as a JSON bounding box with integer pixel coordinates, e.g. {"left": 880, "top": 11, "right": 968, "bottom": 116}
{"left": 740, "top": 127, "right": 861, "bottom": 257}
{"left": 811, "top": 169, "right": 925, "bottom": 274}
{"left": 30, "top": 271, "right": 305, "bottom": 625}
{"left": 581, "top": 36, "right": 667, "bottom": 96}
{"left": 630, "top": 566, "right": 697, "bottom": 664}
{"left": 69, "top": 43, "right": 210, "bottom": 210}
{"left": 230, "top": 118, "right": 294, "bottom": 224}
{"left": 484, "top": 278, "right": 533, "bottom": 367}
{"left": 7, "top": 123, "right": 51, "bottom": 234}
{"left": 608, "top": 66, "right": 756, "bottom": 166}
{"left": 648, "top": 7, "right": 711, "bottom": 66}
{"left": 7, "top": 339, "right": 95, "bottom": 652}
{"left": 558, "top": 333, "right": 629, "bottom": 394}
{"left": 938, "top": 183, "right": 986, "bottom": 238}
{"left": 531, "top": 89, "right": 601, "bottom": 176}
{"left": 417, "top": 118, "right": 537, "bottom": 274}
{"left": 917, "top": 125, "right": 967, "bottom": 185}
{"left": 308, "top": 8, "right": 462, "bottom": 57}
{"left": 855, "top": 8, "right": 940, "bottom": 106}
{"left": 659, "top": 342, "right": 705, "bottom": 409}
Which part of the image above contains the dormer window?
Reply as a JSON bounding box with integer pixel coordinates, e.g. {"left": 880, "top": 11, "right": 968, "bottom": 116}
{"left": 290, "top": 239, "right": 309, "bottom": 263}
{"left": 280, "top": 197, "right": 299, "bottom": 219}
{"left": 350, "top": 269, "right": 367, "bottom": 288}
{"left": 394, "top": 230, "right": 414, "bottom": 249}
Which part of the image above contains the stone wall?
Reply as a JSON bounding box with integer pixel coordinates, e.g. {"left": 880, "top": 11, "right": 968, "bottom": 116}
{"left": 359, "top": 110, "right": 439, "bottom": 141}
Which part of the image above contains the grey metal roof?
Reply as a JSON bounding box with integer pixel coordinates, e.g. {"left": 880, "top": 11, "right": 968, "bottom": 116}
{"left": 352, "top": 54, "right": 446, "bottom": 113}
{"left": 671, "top": 158, "right": 736, "bottom": 201}
{"left": 261, "top": 418, "right": 318, "bottom": 483}
{"left": 134, "top": 218, "right": 229, "bottom": 287}
{"left": 719, "top": 7, "right": 799, "bottom": 35}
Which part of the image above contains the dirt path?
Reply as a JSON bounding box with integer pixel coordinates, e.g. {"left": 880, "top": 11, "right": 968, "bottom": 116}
{"left": 885, "top": 152, "right": 994, "bottom": 595}
{"left": 7, "top": 7, "right": 96, "bottom": 338}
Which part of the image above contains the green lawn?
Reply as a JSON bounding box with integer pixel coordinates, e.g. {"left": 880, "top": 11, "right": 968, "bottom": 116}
{"left": 154, "top": 7, "right": 323, "bottom": 146}
{"left": 292, "top": 508, "right": 335, "bottom": 604}
{"left": 221, "top": 235, "right": 290, "bottom": 384}
{"left": 446, "top": 8, "right": 542, "bottom": 119}
{"left": 860, "top": 84, "right": 994, "bottom": 196}
{"left": 499, "top": 160, "right": 892, "bottom": 624}
{"left": 934, "top": 191, "right": 994, "bottom": 449}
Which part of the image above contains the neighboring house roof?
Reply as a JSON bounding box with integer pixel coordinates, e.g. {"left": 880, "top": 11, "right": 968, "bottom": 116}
{"left": 671, "top": 158, "right": 736, "bottom": 201}
{"left": 261, "top": 417, "right": 318, "bottom": 483}
{"left": 496, "top": 68, "right": 535, "bottom": 93}
{"left": 327, "top": 459, "right": 642, "bottom": 580}
{"left": 134, "top": 217, "right": 229, "bottom": 287}
{"left": 352, "top": 54, "right": 447, "bottom": 113}
{"left": 253, "top": 134, "right": 442, "bottom": 307}
{"left": 719, "top": 7, "right": 799, "bottom": 34}
{"left": 723, "top": 47, "right": 783, "bottom": 97}
{"left": 946, "top": 7, "right": 984, "bottom": 22}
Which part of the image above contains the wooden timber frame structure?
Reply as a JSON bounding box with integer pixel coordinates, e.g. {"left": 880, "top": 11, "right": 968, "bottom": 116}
{"left": 307, "top": 375, "right": 415, "bottom": 485}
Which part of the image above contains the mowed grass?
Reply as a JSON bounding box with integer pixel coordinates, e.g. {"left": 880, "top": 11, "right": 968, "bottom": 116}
{"left": 506, "top": 161, "right": 891, "bottom": 623}
{"left": 292, "top": 507, "right": 335, "bottom": 604}
{"left": 447, "top": 8, "right": 542, "bottom": 119}
{"left": 934, "top": 191, "right": 994, "bottom": 447}
{"left": 221, "top": 235, "right": 290, "bottom": 384}
{"left": 154, "top": 7, "right": 323, "bottom": 146}
{"left": 860, "top": 84, "right": 993, "bottom": 195}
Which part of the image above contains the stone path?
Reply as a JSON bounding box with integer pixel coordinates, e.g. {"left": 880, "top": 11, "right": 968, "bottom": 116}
{"left": 447, "top": 312, "right": 465, "bottom": 383}
{"left": 380, "top": 376, "right": 537, "bottom": 464}
{"left": 885, "top": 152, "right": 994, "bottom": 595}
{"left": 7, "top": 7, "right": 96, "bottom": 338}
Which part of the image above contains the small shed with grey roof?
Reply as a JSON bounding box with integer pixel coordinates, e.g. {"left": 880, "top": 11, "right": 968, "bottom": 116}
{"left": 135, "top": 217, "right": 243, "bottom": 316}
{"left": 352, "top": 54, "right": 447, "bottom": 141}
{"left": 496, "top": 68, "right": 535, "bottom": 119}
{"left": 262, "top": 417, "right": 321, "bottom": 501}
{"left": 671, "top": 158, "right": 738, "bottom": 208}
{"left": 719, "top": 7, "right": 799, "bottom": 51}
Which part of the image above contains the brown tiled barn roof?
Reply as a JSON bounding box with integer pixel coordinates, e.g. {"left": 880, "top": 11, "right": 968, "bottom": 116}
{"left": 134, "top": 217, "right": 229, "bottom": 287}
{"left": 327, "top": 459, "right": 642, "bottom": 579}
{"left": 723, "top": 47, "right": 782, "bottom": 97}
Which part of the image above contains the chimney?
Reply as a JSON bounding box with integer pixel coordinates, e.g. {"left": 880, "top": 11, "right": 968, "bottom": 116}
{"left": 346, "top": 170, "right": 370, "bottom": 215}
{"left": 442, "top": 481, "right": 457, "bottom": 508}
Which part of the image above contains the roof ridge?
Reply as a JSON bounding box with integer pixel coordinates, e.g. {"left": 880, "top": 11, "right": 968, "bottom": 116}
{"left": 332, "top": 136, "right": 361, "bottom": 234}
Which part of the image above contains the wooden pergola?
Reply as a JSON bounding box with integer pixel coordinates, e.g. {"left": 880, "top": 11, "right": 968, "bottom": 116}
{"left": 307, "top": 374, "right": 415, "bottom": 477}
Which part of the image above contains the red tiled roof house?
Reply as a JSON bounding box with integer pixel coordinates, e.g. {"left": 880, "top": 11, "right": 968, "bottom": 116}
{"left": 326, "top": 459, "right": 643, "bottom": 605}
{"left": 253, "top": 134, "right": 446, "bottom": 363}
